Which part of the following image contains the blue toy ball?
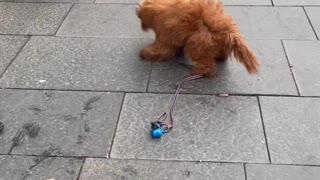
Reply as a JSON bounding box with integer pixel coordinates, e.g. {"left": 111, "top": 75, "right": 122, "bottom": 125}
{"left": 151, "top": 128, "right": 163, "bottom": 139}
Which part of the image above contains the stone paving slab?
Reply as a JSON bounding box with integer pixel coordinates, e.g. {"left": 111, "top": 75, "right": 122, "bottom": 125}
{"left": 57, "top": 4, "right": 153, "bottom": 38}
{"left": 223, "top": 0, "right": 272, "bottom": 5}
{"left": 111, "top": 94, "right": 269, "bottom": 163}
{"left": 0, "top": 155, "right": 82, "bottom": 180}
{"left": 0, "top": 3, "right": 71, "bottom": 35}
{"left": 79, "top": 158, "right": 245, "bottom": 180}
{"left": 16, "top": 0, "right": 93, "bottom": 3}
{"left": 305, "top": 7, "right": 320, "bottom": 39}
{"left": 96, "top": 0, "right": 272, "bottom": 5}
{"left": 58, "top": 5, "right": 315, "bottom": 40}
{"left": 260, "top": 97, "right": 320, "bottom": 165}
{"left": 148, "top": 40, "right": 297, "bottom": 95}
{"left": 225, "top": 6, "right": 316, "bottom": 40}
{"left": 0, "top": 36, "right": 151, "bottom": 92}
{"left": 273, "top": 0, "right": 320, "bottom": 6}
{"left": 0, "top": 35, "right": 28, "bottom": 75}
{"left": 283, "top": 40, "right": 320, "bottom": 96}
{"left": 95, "top": 0, "right": 138, "bottom": 3}
{"left": 0, "top": 90, "right": 123, "bottom": 156}
{"left": 246, "top": 164, "right": 320, "bottom": 180}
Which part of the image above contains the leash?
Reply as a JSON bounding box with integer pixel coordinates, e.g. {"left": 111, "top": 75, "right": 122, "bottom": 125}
{"left": 150, "top": 74, "right": 203, "bottom": 138}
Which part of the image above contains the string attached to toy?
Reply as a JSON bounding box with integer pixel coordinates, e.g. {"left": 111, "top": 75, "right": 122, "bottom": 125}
{"left": 150, "top": 74, "right": 203, "bottom": 138}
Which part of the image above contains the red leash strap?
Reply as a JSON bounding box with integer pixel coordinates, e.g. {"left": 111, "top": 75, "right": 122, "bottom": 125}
{"left": 155, "top": 74, "right": 204, "bottom": 130}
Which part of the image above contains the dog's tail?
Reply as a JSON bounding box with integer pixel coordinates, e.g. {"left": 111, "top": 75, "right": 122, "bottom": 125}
{"left": 229, "top": 32, "right": 259, "bottom": 73}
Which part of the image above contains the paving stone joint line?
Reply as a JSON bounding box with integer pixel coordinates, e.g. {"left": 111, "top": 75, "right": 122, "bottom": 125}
{"left": 303, "top": 7, "right": 320, "bottom": 40}
{"left": 257, "top": 97, "right": 272, "bottom": 164}
{"left": 108, "top": 94, "right": 126, "bottom": 159}
{"left": 54, "top": 3, "right": 75, "bottom": 36}
{"left": 0, "top": 36, "right": 30, "bottom": 79}
{"left": 280, "top": 40, "right": 301, "bottom": 96}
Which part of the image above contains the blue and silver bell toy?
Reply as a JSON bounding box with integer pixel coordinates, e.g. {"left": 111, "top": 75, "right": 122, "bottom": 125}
{"left": 151, "top": 121, "right": 169, "bottom": 139}
{"left": 151, "top": 128, "right": 163, "bottom": 139}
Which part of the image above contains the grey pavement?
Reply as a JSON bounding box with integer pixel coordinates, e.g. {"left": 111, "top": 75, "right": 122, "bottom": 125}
{"left": 0, "top": 0, "right": 320, "bottom": 179}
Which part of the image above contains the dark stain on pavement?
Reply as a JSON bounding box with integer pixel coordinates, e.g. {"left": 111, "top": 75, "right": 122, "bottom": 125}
{"left": 64, "top": 115, "right": 78, "bottom": 121}
{"left": 24, "top": 123, "right": 41, "bottom": 138}
{"left": 45, "top": 92, "right": 55, "bottom": 101}
{"left": 20, "top": 146, "right": 61, "bottom": 179}
{"left": 84, "top": 122, "right": 90, "bottom": 132}
{"left": 29, "top": 106, "right": 43, "bottom": 112}
{"left": 9, "top": 122, "right": 41, "bottom": 153}
{"left": 0, "top": 121, "right": 4, "bottom": 135}
{"left": 123, "top": 166, "right": 138, "bottom": 176}
{"left": 33, "top": 146, "right": 61, "bottom": 165}
{"left": 184, "top": 170, "right": 192, "bottom": 177}
{"left": 83, "top": 96, "right": 101, "bottom": 111}
{"left": 76, "top": 134, "right": 86, "bottom": 144}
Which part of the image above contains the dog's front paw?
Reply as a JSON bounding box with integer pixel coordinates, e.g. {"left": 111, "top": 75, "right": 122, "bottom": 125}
{"left": 139, "top": 48, "right": 163, "bottom": 61}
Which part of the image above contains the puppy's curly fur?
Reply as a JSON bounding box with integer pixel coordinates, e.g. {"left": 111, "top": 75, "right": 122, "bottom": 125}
{"left": 137, "top": 0, "right": 259, "bottom": 77}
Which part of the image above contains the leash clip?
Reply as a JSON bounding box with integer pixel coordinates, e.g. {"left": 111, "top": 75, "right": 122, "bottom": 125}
{"left": 150, "top": 113, "right": 171, "bottom": 139}
{"left": 150, "top": 74, "right": 203, "bottom": 139}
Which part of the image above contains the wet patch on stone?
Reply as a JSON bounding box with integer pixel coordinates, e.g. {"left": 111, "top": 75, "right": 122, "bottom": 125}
{"left": 0, "top": 121, "right": 4, "bottom": 135}
{"left": 83, "top": 96, "right": 101, "bottom": 111}
{"left": 10, "top": 122, "right": 40, "bottom": 152}
{"left": 64, "top": 115, "right": 78, "bottom": 121}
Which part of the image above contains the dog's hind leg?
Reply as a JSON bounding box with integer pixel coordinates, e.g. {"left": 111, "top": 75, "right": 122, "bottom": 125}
{"left": 190, "top": 61, "right": 216, "bottom": 78}
{"left": 216, "top": 51, "right": 229, "bottom": 63}
{"left": 140, "top": 40, "right": 179, "bottom": 62}
{"left": 184, "top": 31, "right": 218, "bottom": 78}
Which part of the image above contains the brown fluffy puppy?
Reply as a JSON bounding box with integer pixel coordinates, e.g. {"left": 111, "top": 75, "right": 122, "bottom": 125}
{"left": 136, "top": 0, "right": 259, "bottom": 77}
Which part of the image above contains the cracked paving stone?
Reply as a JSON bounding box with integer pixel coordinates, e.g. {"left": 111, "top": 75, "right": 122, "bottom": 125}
{"left": 0, "top": 35, "right": 28, "bottom": 75}
{"left": 224, "top": 6, "right": 316, "bottom": 40}
{"left": 79, "top": 158, "right": 245, "bottom": 180}
{"left": 110, "top": 93, "right": 268, "bottom": 163}
{"left": 283, "top": 40, "right": 320, "bottom": 96}
{"left": 0, "top": 155, "right": 82, "bottom": 180}
{"left": 260, "top": 97, "right": 320, "bottom": 165}
{"left": 246, "top": 164, "right": 320, "bottom": 180}
{"left": 57, "top": 4, "right": 153, "bottom": 38}
{"left": 0, "top": 36, "right": 151, "bottom": 92}
{"left": 0, "top": 90, "right": 123, "bottom": 156}
{"left": 148, "top": 40, "right": 297, "bottom": 95}
{"left": 0, "top": 3, "right": 72, "bottom": 35}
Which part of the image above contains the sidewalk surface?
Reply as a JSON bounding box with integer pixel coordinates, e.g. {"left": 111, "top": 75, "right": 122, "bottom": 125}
{"left": 0, "top": 0, "right": 320, "bottom": 179}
